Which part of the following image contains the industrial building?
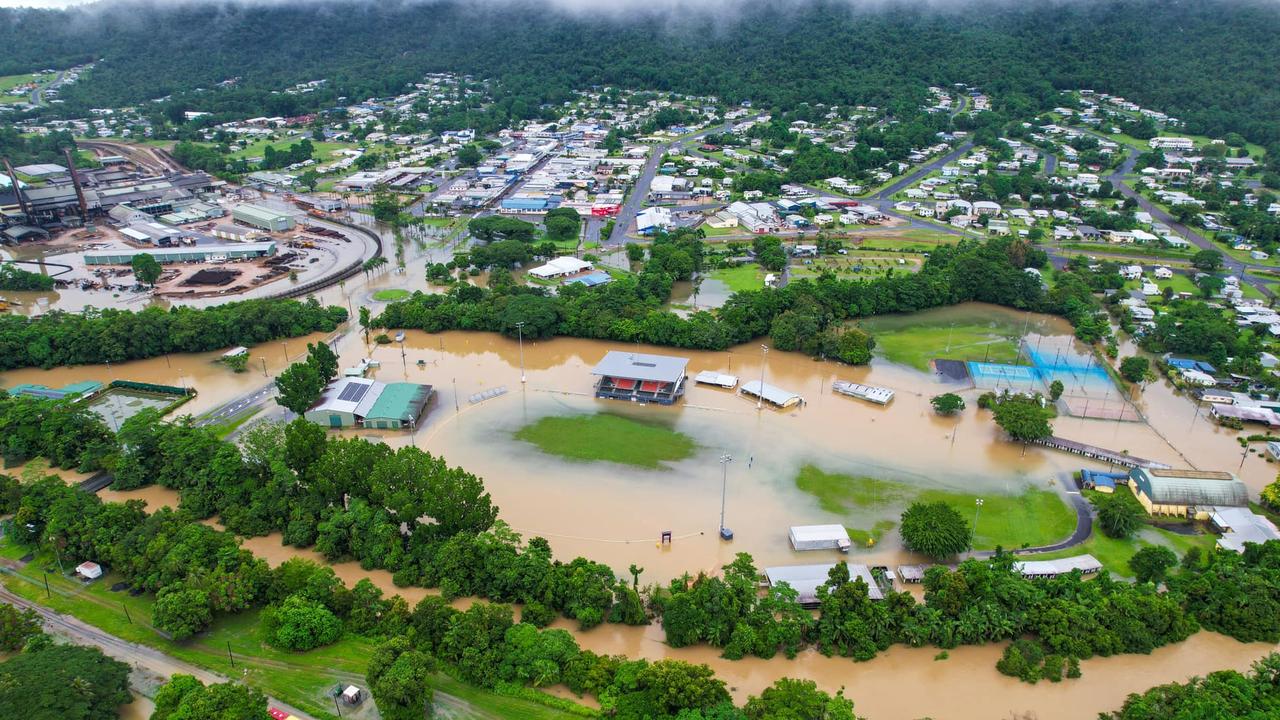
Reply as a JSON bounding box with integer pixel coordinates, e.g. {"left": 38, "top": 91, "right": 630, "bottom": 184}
{"left": 212, "top": 224, "right": 264, "bottom": 242}
{"left": 232, "top": 203, "right": 296, "bottom": 232}
{"left": 304, "top": 377, "right": 434, "bottom": 429}
{"left": 84, "top": 241, "right": 277, "bottom": 265}
{"left": 1127, "top": 467, "right": 1249, "bottom": 517}
{"left": 591, "top": 351, "right": 688, "bottom": 405}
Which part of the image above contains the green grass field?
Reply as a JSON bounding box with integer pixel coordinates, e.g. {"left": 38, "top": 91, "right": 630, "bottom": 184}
{"left": 860, "top": 318, "right": 1021, "bottom": 371}
{"left": 372, "top": 288, "right": 411, "bottom": 301}
{"left": 709, "top": 264, "right": 765, "bottom": 293}
{"left": 0, "top": 539, "right": 582, "bottom": 720}
{"left": 1035, "top": 488, "right": 1217, "bottom": 576}
{"left": 227, "top": 139, "right": 357, "bottom": 163}
{"left": 0, "top": 73, "right": 42, "bottom": 104}
{"left": 701, "top": 225, "right": 739, "bottom": 237}
{"left": 515, "top": 413, "right": 697, "bottom": 469}
{"left": 795, "top": 465, "right": 1077, "bottom": 550}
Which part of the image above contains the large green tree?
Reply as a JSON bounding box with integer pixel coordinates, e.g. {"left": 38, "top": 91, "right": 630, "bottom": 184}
{"left": 132, "top": 253, "right": 162, "bottom": 287}
{"left": 744, "top": 678, "right": 861, "bottom": 720}
{"left": 899, "top": 501, "right": 973, "bottom": 559}
{"left": 274, "top": 361, "right": 326, "bottom": 415}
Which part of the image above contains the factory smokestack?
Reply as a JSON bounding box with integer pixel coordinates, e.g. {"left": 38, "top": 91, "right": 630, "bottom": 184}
{"left": 3, "top": 157, "right": 32, "bottom": 224}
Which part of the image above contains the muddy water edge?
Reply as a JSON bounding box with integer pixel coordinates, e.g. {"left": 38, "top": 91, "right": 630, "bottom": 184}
{"left": 12, "top": 302, "right": 1280, "bottom": 719}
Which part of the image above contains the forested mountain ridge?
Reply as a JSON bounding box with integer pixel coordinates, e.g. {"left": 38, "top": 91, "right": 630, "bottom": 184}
{"left": 3, "top": 0, "right": 1279, "bottom": 144}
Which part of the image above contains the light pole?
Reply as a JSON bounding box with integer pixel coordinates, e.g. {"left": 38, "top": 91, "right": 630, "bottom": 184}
{"left": 718, "top": 454, "right": 733, "bottom": 541}
{"left": 973, "top": 498, "right": 984, "bottom": 534}
{"left": 756, "top": 345, "right": 768, "bottom": 410}
{"left": 515, "top": 321, "right": 527, "bottom": 384}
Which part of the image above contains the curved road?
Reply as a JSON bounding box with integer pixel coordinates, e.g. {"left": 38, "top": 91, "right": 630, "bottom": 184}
{"left": 972, "top": 482, "right": 1094, "bottom": 559}
{"left": 0, "top": 583, "right": 318, "bottom": 720}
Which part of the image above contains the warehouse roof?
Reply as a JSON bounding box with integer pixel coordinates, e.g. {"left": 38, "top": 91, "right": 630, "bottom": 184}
{"left": 364, "top": 382, "right": 433, "bottom": 422}
{"left": 592, "top": 351, "right": 688, "bottom": 383}
{"left": 1129, "top": 467, "right": 1249, "bottom": 507}
{"left": 233, "top": 203, "right": 292, "bottom": 222}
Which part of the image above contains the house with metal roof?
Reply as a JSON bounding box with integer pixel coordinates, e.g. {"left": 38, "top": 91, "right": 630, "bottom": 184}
{"left": 764, "top": 563, "right": 882, "bottom": 607}
{"left": 1209, "top": 506, "right": 1280, "bottom": 553}
{"left": 362, "top": 382, "right": 434, "bottom": 429}
{"left": 591, "top": 351, "right": 688, "bottom": 405}
{"left": 1128, "top": 467, "right": 1248, "bottom": 517}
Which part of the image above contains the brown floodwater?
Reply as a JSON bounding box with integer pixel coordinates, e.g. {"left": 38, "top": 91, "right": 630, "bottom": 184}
{"left": 117, "top": 694, "right": 155, "bottom": 720}
{"left": 33, "top": 300, "right": 1280, "bottom": 720}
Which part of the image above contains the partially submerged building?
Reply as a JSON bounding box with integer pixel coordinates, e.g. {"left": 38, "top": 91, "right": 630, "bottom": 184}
{"left": 591, "top": 351, "right": 688, "bottom": 405}
{"left": 304, "top": 377, "right": 434, "bottom": 429}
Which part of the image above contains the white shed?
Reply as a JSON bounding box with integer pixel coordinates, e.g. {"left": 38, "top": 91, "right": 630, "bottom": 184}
{"left": 789, "top": 524, "right": 851, "bottom": 552}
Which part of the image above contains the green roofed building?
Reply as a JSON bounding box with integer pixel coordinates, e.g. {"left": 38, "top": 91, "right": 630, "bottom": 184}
{"left": 364, "top": 382, "right": 434, "bottom": 429}
{"left": 231, "top": 203, "right": 295, "bottom": 232}
{"left": 304, "top": 377, "right": 434, "bottom": 430}
{"left": 7, "top": 380, "right": 104, "bottom": 400}
{"left": 1127, "top": 467, "right": 1249, "bottom": 518}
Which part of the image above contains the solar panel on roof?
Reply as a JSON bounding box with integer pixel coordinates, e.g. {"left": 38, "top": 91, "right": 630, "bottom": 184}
{"left": 337, "top": 382, "right": 371, "bottom": 403}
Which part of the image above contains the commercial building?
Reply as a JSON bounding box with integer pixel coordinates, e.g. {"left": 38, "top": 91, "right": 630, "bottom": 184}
{"left": 1127, "top": 467, "right": 1249, "bottom": 517}
{"left": 232, "top": 203, "right": 296, "bottom": 232}
{"left": 304, "top": 377, "right": 434, "bottom": 429}
{"left": 591, "top": 350, "right": 688, "bottom": 405}
{"left": 84, "top": 241, "right": 276, "bottom": 265}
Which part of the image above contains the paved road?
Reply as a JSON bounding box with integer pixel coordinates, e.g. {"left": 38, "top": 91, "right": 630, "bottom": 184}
{"left": 193, "top": 382, "right": 276, "bottom": 430}
{"left": 971, "top": 480, "right": 1094, "bottom": 559}
{"left": 608, "top": 116, "right": 762, "bottom": 247}
{"left": 1102, "top": 144, "right": 1274, "bottom": 299}
{"left": 0, "top": 584, "right": 318, "bottom": 720}
{"left": 873, "top": 141, "right": 974, "bottom": 200}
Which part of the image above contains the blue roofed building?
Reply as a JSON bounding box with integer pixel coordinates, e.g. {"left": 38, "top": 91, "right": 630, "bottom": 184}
{"left": 565, "top": 271, "right": 612, "bottom": 288}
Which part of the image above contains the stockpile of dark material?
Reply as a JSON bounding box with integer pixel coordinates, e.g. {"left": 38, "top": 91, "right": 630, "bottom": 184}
{"left": 265, "top": 252, "right": 299, "bottom": 267}
{"left": 182, "top": 268, "right": 239, "bottom": 286}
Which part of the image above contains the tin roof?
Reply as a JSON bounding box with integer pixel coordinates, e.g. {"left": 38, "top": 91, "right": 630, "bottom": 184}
{"left": 1129, "top": 467, "right": 1248, "bottom": 507}
{"left": 591, "top": 351, "right": 688, "bottom": 383}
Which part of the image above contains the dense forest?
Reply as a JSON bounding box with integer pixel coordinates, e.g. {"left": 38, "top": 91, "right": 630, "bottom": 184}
{"left": 1, "top": 0, "right": 1279, "bottom": 144}
{"left": 0, "top": 298, "right": 347, "bottom": 370}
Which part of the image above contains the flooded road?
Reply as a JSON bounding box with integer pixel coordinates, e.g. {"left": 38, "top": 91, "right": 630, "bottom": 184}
{"left": 26, "top": 300, "right": 1280, "bottom": 720}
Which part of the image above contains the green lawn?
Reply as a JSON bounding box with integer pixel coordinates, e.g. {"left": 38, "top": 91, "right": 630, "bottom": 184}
{"left": 0, "top": 73, "right": 42, "bottom": 104}
{"left": 701, "top": 225, "right": 739, "bottom": 237}
{"left": 515, "top": 413, "right": 697, "bottom": 469}
{"left": 1033, "top": 486, "right": 1217, "bottom": 576}
{"left": 227, "top": 139, "right": 357, "bottom": 162}
{"left": 860, "top": 318, "right": 1021, "bottom": 371}
{"left": 795, "top": 465, "right": 1077, "bottom": 550}
{"left": 0, "top": 539, "right": 583, "bottom": 720}
{"left": 709, "top": 264, "right": 766, "bottom": 292}
{"left": 372, "top": 288, "right": 411, "bottom": 302}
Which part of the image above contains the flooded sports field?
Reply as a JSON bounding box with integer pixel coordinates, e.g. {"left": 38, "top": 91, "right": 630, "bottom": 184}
{"left": 10, "top": 300, "right": 1280, "bottom": 719}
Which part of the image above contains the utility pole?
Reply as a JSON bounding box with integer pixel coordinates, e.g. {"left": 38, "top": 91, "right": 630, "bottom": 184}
{"left": 516, "top": 321, "right": 527, "bottom": 384}
{"left": 974, "top": 498, "right": 984, "bottom": 534}
{"left": 718, "top": 454, "right": 733, "bottom": 541}
{"left": 756, "top": 345, "right": 769, "bottom": 410}
{"left": 261, "top": 357, "right": 268, "bottom": 377}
